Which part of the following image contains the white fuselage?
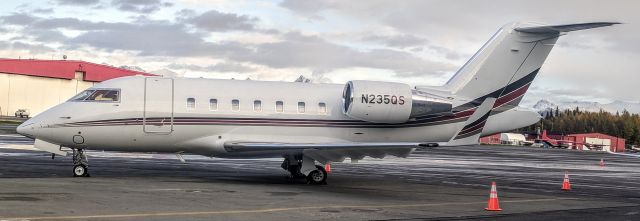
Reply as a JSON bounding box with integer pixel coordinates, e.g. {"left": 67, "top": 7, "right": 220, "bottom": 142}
{"left": 17, "top": 76, "right": 539, "bottom": 158}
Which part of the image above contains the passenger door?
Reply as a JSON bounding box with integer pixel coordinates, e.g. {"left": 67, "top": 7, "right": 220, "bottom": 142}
{"left": 143, "top": 78, "right": 174, "bottom": 134}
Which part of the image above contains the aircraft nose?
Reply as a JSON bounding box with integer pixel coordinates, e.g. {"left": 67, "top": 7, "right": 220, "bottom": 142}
{"left": 16, "top": 119, "right": 37, "bottom": 139}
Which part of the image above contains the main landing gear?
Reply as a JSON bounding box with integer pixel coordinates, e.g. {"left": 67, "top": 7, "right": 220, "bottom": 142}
{"left": 282, "top": 155, "right": 327, "bottom": 185}
{"left": 72, "top": 149, "right": 90, "bottom": 177}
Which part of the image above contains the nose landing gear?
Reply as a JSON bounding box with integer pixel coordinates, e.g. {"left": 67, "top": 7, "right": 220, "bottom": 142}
{"left": 72, "top": 149, "right": 90, "bottom": 177}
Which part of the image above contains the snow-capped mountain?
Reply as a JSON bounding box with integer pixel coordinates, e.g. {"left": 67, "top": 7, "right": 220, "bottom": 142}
{"left": 294, "top": 75, "right": 312, "bottom": 83}
{"left": 605, "top": 100, "right": 640, "bottom": 114}
{"left": 531, "top": 99, "right": 556, "bottom": 111}
{"left": 532, "top": 99, "right": 640, "bottom": 114}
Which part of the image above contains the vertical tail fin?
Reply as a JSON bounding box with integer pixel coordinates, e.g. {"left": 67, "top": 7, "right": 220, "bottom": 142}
{"left": 441, "top": 22, "right": 618, "bottom": 146}
{"left": 444, "top": 22, "right": 618, "bottom": 109}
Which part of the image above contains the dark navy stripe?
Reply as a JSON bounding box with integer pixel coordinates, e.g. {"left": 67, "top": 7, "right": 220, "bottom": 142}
{"left": 454, "top": 111, "right": 491, "bottom": 139}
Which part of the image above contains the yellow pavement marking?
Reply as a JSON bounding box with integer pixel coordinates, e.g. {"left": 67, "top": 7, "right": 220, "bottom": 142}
{"left": 1, "top": 197, "right": 578, "bottom": 220}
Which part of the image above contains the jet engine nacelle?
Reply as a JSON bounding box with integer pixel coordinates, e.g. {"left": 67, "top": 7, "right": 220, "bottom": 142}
{"left": 343, "top": 80, "right": 453, "bottom": 123}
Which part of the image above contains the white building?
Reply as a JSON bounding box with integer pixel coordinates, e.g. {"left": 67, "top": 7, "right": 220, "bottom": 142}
{"left": 500, "top": 133, "right": 527, "bottom": 145}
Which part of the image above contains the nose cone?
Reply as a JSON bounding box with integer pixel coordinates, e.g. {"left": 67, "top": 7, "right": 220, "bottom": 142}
{"left": 16, "top": 119, "right": 36, "bottom": 139}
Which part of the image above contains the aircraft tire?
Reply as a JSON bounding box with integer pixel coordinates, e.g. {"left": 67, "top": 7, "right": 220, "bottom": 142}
{"left": 73, "top": 164, "right": 89, "bottom": 177}
{"left": 306, "top": 165, "right": 327, "bottom": 185}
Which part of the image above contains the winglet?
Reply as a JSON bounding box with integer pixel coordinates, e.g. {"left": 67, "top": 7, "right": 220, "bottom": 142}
{"left": 514, "top": 22, "right": 620, "bottom": 34}
{"left": 447, "top": 98, "right": 497, "bottom": 146}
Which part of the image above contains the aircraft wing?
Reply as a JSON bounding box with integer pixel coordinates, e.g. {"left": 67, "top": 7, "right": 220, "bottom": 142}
{"left": 224, "top": 141, "right": 426, "bottom": 151}
{"left": 224, "top": 141, "right": 429, "bottom": 163}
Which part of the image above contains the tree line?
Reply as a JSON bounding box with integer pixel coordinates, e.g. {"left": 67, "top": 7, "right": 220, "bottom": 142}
{"left": 519, "top": 107, "right": 640, "bottom": 146}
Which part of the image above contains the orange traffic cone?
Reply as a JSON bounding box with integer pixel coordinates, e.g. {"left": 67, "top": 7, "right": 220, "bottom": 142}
{"left": 485, "top": 181, "right": 502, "bottom": 211}
{"left": 599, "top": 159, "right": 605, "bottom": 167}
{"left": 561, "top": 172, "right": 571, "bottom": 191}
{"left": 324, "top": 163, "right": 331, "bottom": 174}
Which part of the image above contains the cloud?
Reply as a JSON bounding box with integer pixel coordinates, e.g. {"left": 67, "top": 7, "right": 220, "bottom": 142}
{"left": 279, "top": 0, "right": 330, "bottom": 14}
{"left": 546, "top": 88, "right": 591, "bottom": 97}
{"left": 54, "top": 0, "right": 100, "bottom": 5}
{"left": 428, "top": 45, "right": 464, "bottom": 60}
{"left": 168, "top": 62, "right": 256, "bottom": 73}
{"left": 1, "top": 13, "right": 37, "bottom": 26}
{"left": 69, "top": 23, "right": 212, "bottom": 56}
{"left": 279, "top": 0, "right": 639, "bottom": 101}
{"left": 0, "top": 0, "right": 636, "bottom": 105}
{"left": 361, "top": 34, "right": 428, "bottom": 48}
{"left": 278, "top": 0, "right": 332, "bottom": 20}
{"left": 0, "top": 11, "right": 455, "bottom": 78}
{"left": 8, "top": 41, "right": 56, "bottom": 54}
{"left": 66, "top": 23, "right": 451, "bottom": 77}
{"left": 0, "top": 13, "right": 234, "bottom": 56}
{"left": 24, "top": 29, "right": 69, "bottom": 43}
{"left": 183, "top": 9, "right": 258, "bottom": 32}
{"left": 228, "top": 32, "right": 455, "bottom": 77}
{"left": 0, "top": 13, "right": 125, "bottom": 31}
{"left": 32, "top": 8, "right": 54, "bottom": 14}
{"left": 111, "top": 0, "right": 171, "bottom": 13}
{"left": 278, "top": 1, "right": 637, "bottom": 48}
{"left": 32, "top": 17, "right": 127, "bottom": 30}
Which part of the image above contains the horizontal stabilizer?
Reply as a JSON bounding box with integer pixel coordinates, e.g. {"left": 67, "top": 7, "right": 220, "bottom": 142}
{"left": 515, "top": 22, "right": 620, "bottom": 34}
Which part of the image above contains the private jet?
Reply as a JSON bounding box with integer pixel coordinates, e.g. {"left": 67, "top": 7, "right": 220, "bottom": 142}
{"left": 17, "top": 22, "right": 618, "bottom": 184}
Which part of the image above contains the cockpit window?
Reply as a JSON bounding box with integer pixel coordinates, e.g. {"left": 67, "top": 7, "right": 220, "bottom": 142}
{"left": 69, "top": 90, "right": 95, "bottom": 101}
{"left": 69, "top": 89, "right": 120, "bottom": 102}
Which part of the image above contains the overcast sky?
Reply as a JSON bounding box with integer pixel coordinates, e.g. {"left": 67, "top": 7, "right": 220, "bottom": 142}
{"left": 0, "top": 0, "right": 637, "bottom": 106}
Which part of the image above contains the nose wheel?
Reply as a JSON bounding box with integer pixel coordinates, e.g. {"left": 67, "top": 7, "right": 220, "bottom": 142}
{"left": 72, "top": 149, "right": 90, "bottom": 177}
{"left": 73, "top": 164, "right": 89, "bottom": 177}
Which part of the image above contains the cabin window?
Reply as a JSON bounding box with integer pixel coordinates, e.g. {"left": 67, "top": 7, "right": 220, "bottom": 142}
{"left": 298, "top": 102, "right": 306, "bottom": 113}
{"left": 276, "top": 101, "right": 284, "bottom": 112}
{"left": 186, "top": 98, "right": 196, "bottom": 109}
{"left": 232, "top": 99, "right": 240, "bottom": 111}
{"left": 318, "top": 102, "right": 327, "bottom": 114}
{"left": 254, "top": 100, "right": 262, "bottom": 112}
{"left": 209, "top": 99, "right": 218, "bottom": 111}
{"left": 90, "top": 90, "right": 119, "bottom": 102}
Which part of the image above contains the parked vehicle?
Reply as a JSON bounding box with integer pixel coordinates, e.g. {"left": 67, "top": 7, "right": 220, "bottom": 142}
{"left": 14, "top": 109, "right": 30, "bottom": 118}
{"left": 627, "top": 145, "right": 639, "bottom": 153}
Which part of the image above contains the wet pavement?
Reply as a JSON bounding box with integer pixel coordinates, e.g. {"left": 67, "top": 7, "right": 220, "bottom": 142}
{"left": 0, "top": 134, "right": 639, "bottom": 220}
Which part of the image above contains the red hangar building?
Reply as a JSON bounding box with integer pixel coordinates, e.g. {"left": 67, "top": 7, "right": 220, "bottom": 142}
{"left": 480, "top": 131, "right": 626, "bottom": 153}
{"left": 563, "top": 133, "right": 626, "bottom": 152}
{"left": 0, "top": 58, "right": 154, "bottom": 117}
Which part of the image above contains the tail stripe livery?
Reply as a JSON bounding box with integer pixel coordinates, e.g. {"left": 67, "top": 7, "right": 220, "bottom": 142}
{"left": 448, "top": 97, "right": 497, "bottom": 145}
{"left": 455, "top": 112, "right": 492, "bottom": 139}
{"left": 451, "top": 68, "right": 539, "bottom": 112}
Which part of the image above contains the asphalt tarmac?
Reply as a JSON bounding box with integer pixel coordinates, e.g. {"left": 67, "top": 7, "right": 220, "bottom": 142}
{"left": 0, "top": 134, "right": 639, "bottom": 221}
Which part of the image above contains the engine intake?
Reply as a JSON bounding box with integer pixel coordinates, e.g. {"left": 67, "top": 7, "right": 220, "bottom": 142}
{"left": 343, "top": 80, "right": 453, "bottom": 123}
